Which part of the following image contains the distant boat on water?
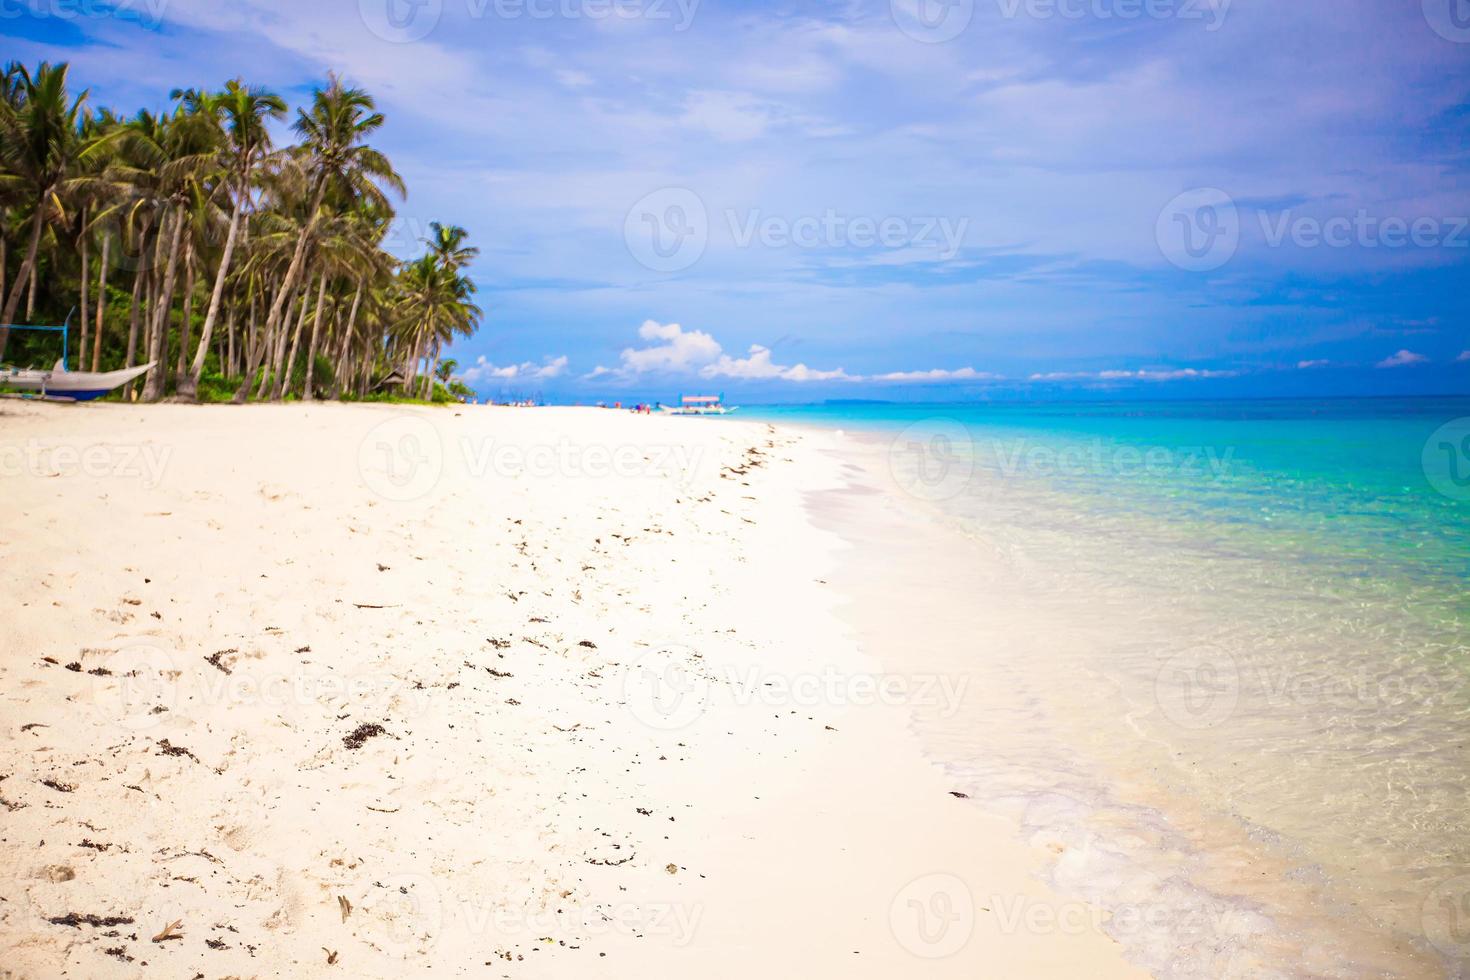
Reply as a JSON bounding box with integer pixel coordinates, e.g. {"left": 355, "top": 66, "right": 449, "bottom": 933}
{"left": 661, "top": 394, "right": 738, "bottom": 416}
{"left": 0, "top": 360, "right": 156, "bottom": 402}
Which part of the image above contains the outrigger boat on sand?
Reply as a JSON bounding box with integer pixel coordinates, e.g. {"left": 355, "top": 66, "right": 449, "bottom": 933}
{"left": 0, "top": 360, "right": 155, "bottom": 402}
{"left": 661, "top": 394, "right": 738, "bottom": 416}
{"left": 0, "top": 316, "right": 154, "bottom": 402}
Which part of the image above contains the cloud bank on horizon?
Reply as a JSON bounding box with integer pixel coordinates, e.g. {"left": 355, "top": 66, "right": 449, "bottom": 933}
{"left": 9, "top": 0, "right": 1469, "bottom": 400}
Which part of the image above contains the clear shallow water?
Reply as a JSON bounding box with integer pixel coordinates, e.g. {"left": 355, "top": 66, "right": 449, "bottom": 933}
{"left": 748, "top": 398, "right": 1470, "bottom": 978}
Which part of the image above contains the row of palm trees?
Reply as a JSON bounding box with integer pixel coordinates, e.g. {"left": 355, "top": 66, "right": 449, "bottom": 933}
{"left": 0, "top": 61, "right": 482, "bottom": 402}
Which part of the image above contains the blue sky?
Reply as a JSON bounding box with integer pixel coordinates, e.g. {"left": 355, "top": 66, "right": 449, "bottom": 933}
{"left": 7, "top": 0, "right": 1470, "bottom": 402}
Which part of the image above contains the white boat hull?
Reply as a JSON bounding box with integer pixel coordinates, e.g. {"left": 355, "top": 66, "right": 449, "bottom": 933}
{"left": 0, "top": 362, "right": 155, "bottom": 401}
{"left": 660, "top": 406, "right": 738, "bottom": 416}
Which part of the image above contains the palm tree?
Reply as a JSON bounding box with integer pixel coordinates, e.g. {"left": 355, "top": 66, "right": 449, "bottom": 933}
{"left": 262, "top": 75, "right": 404, "bottom": 401}
{"left": 177, "top": 80, "right": 285, "bottom": 400}
{"left": 0, "top": 63, "right": 480, "bottom": 401}
{"left": 394, "top": 252, "right": 482, "bottom": 400}
{"left": 0, "top": 62, "right": 95, "bottom": 359}
{"left": 424, "top": 221, "right": 478, "bottom": 270}
{"left": 113, "top": 102, "right": 218, "bottom": 400}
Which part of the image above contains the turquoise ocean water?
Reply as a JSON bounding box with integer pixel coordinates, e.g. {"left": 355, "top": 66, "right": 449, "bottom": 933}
{"left": 742, "top": 397, "right": 1470, "bottom": 978}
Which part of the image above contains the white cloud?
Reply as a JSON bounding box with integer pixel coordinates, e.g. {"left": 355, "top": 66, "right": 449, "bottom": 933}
{"left": 680, "top": 91, "right": 777, "bottom": 142}
{"left": 555, "top": 69, "right": 594, "bottom": 89}
{"left": 603, "top": 320, "right": 724, "bottom": 376}
{"left": 700, "top": 345, "right": 854, "bottom": 382}
{"left": 463, "top": 355, "right": 568, "bottom": 383}
{"left": 872, "top": 367, "right": 1004, "bottom": 382}
{"left": 1296, "top": 359, "right": 1330, "bottom": 369}
{"left": 1375, "top": 350, "right": 1428, "bottom": 369}
{"left": 1457, "top": 351, "right": 1470, "bottom": 363}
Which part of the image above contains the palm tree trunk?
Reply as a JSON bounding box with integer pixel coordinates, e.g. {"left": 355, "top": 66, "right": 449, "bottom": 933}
{"left": 254, "top": 295, "right": 284, "bottom": 401}
{"left": 266, "top": 279, "right": 300, "bottom": 398}
{"left": 78, "top": 215, "right": 90, "bottom": 368}
{"left": 0, "top": 199, "right": 49, "bottom": 360}
{"left": 279, "top": 273, "right": 323, "bottom": 401}
{"left": 257, "top": 178, "right": 326, "bottom": 365}
{"left": 175, "top": 245, "right": 195, "bottom": 384}
{"left": 405, "top": 332, "right": 422, "bottom": 393}
{"left": 26, "top": 248, "right": 38, "bottom": 321}
{"left": 123, "top": 263, "right": 144, "bottom": 400}
{"left": 264, "top": 279, "right": 304, "bottom": 400}
{"left": 226, "top": 308, "right": 236, "bottom": 379}
{"left": 180, "top": 190, "right": 244, "bottom": 400}
{"left": 143, "top": 206, "right": 186, "bottom": 401}
{"left": 423, "top": 340, "right": 439, "bottom": 400}
{"left": 302, "top": 281, "right": 331, "bottom": 402}
{"left": 232, "top": 288, "right": 270, "bottom": 403}
{"left": 91, "top": 233, "right": 110, "bottom": 371}
{"left": 329, "top": 281, "right": 363, "bottom": 399}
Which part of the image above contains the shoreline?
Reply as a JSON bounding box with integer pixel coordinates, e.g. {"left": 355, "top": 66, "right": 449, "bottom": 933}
{"left": 797, "top": 419, "right": 1455, "bottom": 978}
{"left": 1, "top": 402, "right": 1142, "bottom": 978}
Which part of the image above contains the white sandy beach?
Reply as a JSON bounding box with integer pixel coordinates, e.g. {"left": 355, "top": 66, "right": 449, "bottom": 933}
{"left": 0, "top": 402, "right": 1145, "bottom": 978}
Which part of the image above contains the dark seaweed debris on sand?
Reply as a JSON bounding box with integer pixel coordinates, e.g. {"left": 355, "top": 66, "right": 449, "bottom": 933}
{"left": 205, "top": 649, "right": 235, "bottom": 674}
{"left": 343, "top": 723, "right": 386, "bottom": 750}
{"left": 157, "top": 739, "right": 199, "bottom": 762}
{"left": 49, "top": 913, "right": 136, "bottom": 928}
